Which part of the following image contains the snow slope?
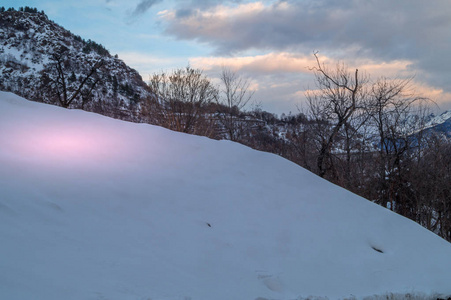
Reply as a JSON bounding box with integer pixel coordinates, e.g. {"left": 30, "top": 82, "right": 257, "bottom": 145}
{"left": 1, "top": 91, "right": 451, "bottom": 300}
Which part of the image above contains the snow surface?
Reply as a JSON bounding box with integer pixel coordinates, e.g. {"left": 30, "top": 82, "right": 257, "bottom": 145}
{"left": 1, "top": 91, "right": 451, "bottom": 300}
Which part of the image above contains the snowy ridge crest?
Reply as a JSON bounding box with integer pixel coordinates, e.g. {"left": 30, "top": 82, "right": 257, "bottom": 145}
{"left": 0, "top": 9, "right": 153, "bottom": 122}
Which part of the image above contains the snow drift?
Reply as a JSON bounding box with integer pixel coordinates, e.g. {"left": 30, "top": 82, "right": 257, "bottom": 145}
{"left": 1, "top": 91, "right": 450, "bottom": 300}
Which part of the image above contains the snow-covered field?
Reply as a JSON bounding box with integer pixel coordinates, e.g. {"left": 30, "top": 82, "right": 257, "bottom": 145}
{"left": 1, "top": 91, "right": 451, "bottom": 300}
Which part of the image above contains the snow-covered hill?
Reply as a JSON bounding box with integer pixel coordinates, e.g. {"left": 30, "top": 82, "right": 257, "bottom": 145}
{"left": 1, "top": 91, "right": 451, "bottom": 300}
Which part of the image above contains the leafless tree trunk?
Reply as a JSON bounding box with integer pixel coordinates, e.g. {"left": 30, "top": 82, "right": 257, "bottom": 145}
{"left": 306, "top": 52, "right": 367, "bottom": 178}
{"left": 49, "top": 47, "right": 104, "bottom": 108}
{"left": 216, "top": 68, "right": 254, "bottom": 141}
{"left": 366, "top": 77, "right": 426, "bottom": 212}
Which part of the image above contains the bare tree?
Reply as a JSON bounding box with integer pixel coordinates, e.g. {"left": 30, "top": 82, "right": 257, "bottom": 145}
{"left": 303, "top": 55, "right": 451, "bottom": 241}
{"left": 408, "top": 132, "right": 451, "bottom": 240}
{"left": 148, "top": 66, "right": 218, "bottom": 136}
{"left": 216, "top": 68, "right": 254, "bottom": 141}
{"left": 306, "top": 52, "right": 367, "bottom": 178}
{"left": 337, "top": 107, "right": 372, "bottom": 189}
{"left": 47, "top": 47, "right": 104, "bottom": 108}
{"left": 366, "top": 77, "right": 426, "bottom": 212}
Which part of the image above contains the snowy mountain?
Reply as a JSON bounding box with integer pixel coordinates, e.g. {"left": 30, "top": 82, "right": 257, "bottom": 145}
{"left": 1, "top": 91, "right": 451, "bottom": 300}
{"left": 0, "top": 9, "right": 153, "bottom": 122}
{"left": 425, "top": 111, "right": 451, "bottom": 128}
{"left": 424, "top": 111, "right": 451, "bottom": 138}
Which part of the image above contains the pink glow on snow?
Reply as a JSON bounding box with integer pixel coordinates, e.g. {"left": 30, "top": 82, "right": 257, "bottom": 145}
{"left": 4, "top": 124, "right": 128, "bottom": 164}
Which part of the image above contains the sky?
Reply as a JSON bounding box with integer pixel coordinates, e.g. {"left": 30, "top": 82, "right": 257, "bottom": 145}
{"left": 3, "top": 0, "right": 451, "bottom": 115}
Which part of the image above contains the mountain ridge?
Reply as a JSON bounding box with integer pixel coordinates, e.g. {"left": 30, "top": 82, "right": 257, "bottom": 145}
{"left": 0, "top": 8, "right": 153, "bottom": 122}
{"left": 424, "top": 111, "right": 451, "bottom": 137}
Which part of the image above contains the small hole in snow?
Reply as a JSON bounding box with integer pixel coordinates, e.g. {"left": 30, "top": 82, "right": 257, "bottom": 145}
{"left": 371, "top": 246, "right": 384, "bottom": 253}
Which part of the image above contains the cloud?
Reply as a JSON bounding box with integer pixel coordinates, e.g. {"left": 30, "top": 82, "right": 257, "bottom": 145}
{"left": 117, "top": 52, "right": 187, "bottom": 77}
{"left": 190, "top": 52, "right": 315, "bottom": 74}
{"left": 160, "top": 0, "right": 451, "bottom": 94}
{"left": 188, "top": 51, "right": 319, "bottom": 113}
{"left": 130, "top": 0, "right": 163, "bottom": 18}
{"left": 190, "top": 52, "right": 415, "bottom": 79}
{"left": 175, "top": 0, "right": 245, "bottom": 11}
{"left": 161, "top": 0, "right": 451, "bottom": 58}
{"left": 189, "top": 51, "right": 451, "bottom": 114}
{"left": 128, "top": 0, "right": 243, "bottom": 21}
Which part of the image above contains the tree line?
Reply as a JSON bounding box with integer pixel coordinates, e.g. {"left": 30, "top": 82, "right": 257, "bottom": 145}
{"left": 0, "top": 7, "right": 43, "bottom": 14}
